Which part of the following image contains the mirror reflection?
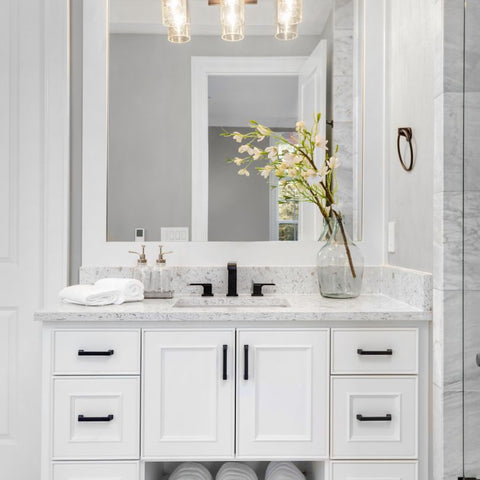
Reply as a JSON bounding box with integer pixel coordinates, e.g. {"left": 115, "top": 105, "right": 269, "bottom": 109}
{"left": 107, "top": 0, "right": 358, "bottom": 242}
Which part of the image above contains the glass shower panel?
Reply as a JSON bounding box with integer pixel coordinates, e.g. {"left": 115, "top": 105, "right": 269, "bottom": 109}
{"left": 463, "top": 0, "right": 480, "bottom": 478}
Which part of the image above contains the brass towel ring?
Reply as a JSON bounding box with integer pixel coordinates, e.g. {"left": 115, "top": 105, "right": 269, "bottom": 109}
{"left": 397, "top": 127, "right": 414, "bottom": 172}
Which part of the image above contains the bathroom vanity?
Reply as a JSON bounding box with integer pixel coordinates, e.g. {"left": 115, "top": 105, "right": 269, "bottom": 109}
{"left": 37, "top": 269, "right": 431, "bottom": 480}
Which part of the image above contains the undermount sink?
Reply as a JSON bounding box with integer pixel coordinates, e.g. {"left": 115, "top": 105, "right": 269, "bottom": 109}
{"left": 173, "top": 296, "right": 291, "bottom": 309}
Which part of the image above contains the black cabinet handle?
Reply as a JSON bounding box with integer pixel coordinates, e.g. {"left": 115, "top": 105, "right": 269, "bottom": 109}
{"left": 476, "top": 353, "right": 480, "bottom": 367}
{"left": 78, "top": 349, "right": 114, "bottom": 356}
{"left": 78, "top": 414, "right": 114, "bottom": 422}
{"left": 244, "top": 345, "right": 249, "bottom": 380}
{"left": 357, "top": 348, "right": 393, "bottom": 356}
{"left": 356, "top": 414, "right": 392, "bottom": 422}
{"left": 189, "top": 283, "right": 214, "bottom": 297}
{"left": 223, "top": 344, "right": 228, "bottom": 380}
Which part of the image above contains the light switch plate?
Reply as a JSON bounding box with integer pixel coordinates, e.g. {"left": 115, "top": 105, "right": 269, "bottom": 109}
{"left": 161, "top": 227, "right": 189, "bottom": 242}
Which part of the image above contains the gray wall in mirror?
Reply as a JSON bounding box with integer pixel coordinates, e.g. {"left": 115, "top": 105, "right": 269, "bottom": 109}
{"left": 107, "top": 34, "right": 324, "bottom": 242}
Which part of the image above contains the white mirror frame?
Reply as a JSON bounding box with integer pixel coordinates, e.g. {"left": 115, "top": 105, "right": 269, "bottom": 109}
{"left": 82, "top": 0, "right": 385, "bottom": 267}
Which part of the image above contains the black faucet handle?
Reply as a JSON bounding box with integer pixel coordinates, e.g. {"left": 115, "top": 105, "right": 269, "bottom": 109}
{"left": 252, "top": 282, "right": 276, "bottom": 297}
{"left": 189, "top": 283, "right": 214, "bottom": 297}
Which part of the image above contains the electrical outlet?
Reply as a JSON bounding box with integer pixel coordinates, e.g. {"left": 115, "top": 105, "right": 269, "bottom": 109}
{"left": 388, "top": 221, "right": 395, "bottom": 253}
{"left": 134, "top": 227, "right": 145, "bottom": 242}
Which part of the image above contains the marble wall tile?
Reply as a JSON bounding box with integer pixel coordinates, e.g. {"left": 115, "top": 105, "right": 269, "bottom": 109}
{"left": 433, "top": 191, "right": 463, "bottom": 291}
{"left": 434, "top": 93, "right": 464, "bottom": 193}
{"left": 333, "top": 29, "right": 353, "bottom": 76}
{"left": 443, "top": 390, "right": 464, "bottom": 479}
{"left": 333, "top": 75, "right": 353, "bottom": 122}
{"left": 443, "top": 0, "right": 465, "bottom": 93}
{"left": 463, "top": 290, "right": 480, "bottom": 392}
{"left": 464, "top": 390, "right": 480, "bottom": 476}
{"left": 465, "top": 0, "right": 480, "bottom": 93}
{"left": 464, "top": 92, "right": 480, "bottom": 192}
{"left": 464, "top": 191, "right": 480, "bottom": 290}
{"left": 334, "top": 0, "right": 353, "bottom": 30}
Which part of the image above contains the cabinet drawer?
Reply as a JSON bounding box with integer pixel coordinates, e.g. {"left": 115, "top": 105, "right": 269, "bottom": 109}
{"left": 52, "top": 462, "right": 139, "bottom": 480}
{"left": 331, "top": 462, "right": 417, "bottom": 480}
{"left": 331, "top": 377, "right": 417, "bottom": 459}
{"left": 53, "top": 330, "right": 140, "bottom": 375}
{"left": 331, "top": 329, "right": 418, "bottom": 374}
{"left": 53, "top": 377, "right": 140, "bottom": 459}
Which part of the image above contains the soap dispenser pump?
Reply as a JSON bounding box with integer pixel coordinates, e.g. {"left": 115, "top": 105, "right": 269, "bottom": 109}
{"left": 147, "top": 245, "right": 173, "bottom": 299}
{"left": 129, "top": 245, "right": 151, "bottom": 290}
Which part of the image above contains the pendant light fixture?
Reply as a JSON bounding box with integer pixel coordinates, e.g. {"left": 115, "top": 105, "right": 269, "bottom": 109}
{"left": 275, "top": 0, "right": 302, "bottom": 40}
{"left": 220, "top": 0, "right": 246, "bottom": 42}
{"left": 162, "top": 0, "right": 191, "bottom": 43}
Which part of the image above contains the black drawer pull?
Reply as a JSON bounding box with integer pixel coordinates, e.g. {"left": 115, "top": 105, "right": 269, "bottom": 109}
{"left": 78, "top": 414, "right": 114, "bottom": 422}
{"left": 244, "top": 345, "right": 249, "bottom": 380}
{"left": 356, "top": 414, "right": 392, "bottom": 422}
{"left": 78, "top": 349, "right": 114, "bottom": 356}
{"left": 223, "top": 344, "right": 228, "bottom": 380}
{"left": 357, "top": 349, "right": 393, "bottom": 356}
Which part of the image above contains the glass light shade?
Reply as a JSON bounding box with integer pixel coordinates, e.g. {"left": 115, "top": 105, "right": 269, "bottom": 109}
{"left": 167, "top": 23, "right": 191, "bottom": 43}
{"left": 162, "top": 0, "right": 189, "bottom": 28}
{"left": 276, "top": 0, "right": 303, "bottom": 25}
{"left": 275, "top": 22, "right": 298, "bottom": 40}
{"left": 220, "top": 0, "right": 245, "bottom": 41}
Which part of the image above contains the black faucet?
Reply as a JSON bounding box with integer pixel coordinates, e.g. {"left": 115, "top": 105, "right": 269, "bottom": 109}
{"left": 227, "top": 262, "right": 238, "bottom": 297}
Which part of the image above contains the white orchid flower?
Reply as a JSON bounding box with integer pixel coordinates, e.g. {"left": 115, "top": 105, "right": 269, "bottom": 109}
{"left": 296, "top": 121, "right": 306, "bottom": 132}
{"left": 327, "top": 156, "right": 340, "bottom": 170}
{"left": 265, "top": 146, "right": 278, "bottom": 159}
{"left": 315, "top": 135, "right": 329, "bottom": 150}
{"left": 260, "top": 164, "right": 274, "bottom": 178}
{"left": 233, "top": 157, "right": 244, "bottom": 166}
{"left": 233, "top": 132, "right": 243, "bottom": 143}
{"left": 238, "top": 168, "right": 250, "bottom": 177}
{"left": 252, "top": 147, "right": 262, "bottom": 160}
{"left": 238, "top": 145, "right": 249, "bottom": 154}
{"left": 257, "top": 136, "right": 265, "bottom": 142}
{"left": 283, "top": 153, "right": 297, "bottom": 168}
{"left": 288, "top": 167, "right": 297, "bottom": 177}
{"left": 302, "top": 168, "right": 316, "bottom": 179}
{"left": 256, "top": 124, "right": 270, "bottom": 136}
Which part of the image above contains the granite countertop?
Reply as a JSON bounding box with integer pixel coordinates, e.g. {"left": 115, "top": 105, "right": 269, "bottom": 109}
{"left": 34, "top": 294, "right": 431, "bottom": 323}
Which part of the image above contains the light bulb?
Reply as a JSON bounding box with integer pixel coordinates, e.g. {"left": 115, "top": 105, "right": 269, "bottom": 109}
{"left": 220, "top": 0, "right": 245, "bottom": 41}
{"left": 162, "top": 0, "right": 189, "bottom": 28}
{"left": 276, "top": 0, "right": 303, "bottom": 25}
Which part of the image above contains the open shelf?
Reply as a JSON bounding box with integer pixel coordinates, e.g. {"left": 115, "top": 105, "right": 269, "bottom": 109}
{"left": 145, "top": 461, "right": 326, "bottom": 480}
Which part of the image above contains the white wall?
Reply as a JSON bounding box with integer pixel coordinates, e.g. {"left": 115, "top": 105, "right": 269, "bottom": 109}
{"left": 386, "top": 0, "right": 435, "bottom": 272}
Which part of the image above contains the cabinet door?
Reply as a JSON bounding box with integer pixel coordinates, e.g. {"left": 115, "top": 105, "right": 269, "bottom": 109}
{"left": 143, "top": 329, "right": 235, "bottom": 459}
{"left": 236, "top": 329, "right": 329, "bottom": 458}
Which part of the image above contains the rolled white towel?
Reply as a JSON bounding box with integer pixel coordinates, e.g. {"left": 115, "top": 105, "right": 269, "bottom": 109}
{"left": 265, "top": 462, "right": 305, "bottom": 480}
{"left": 216, "top": 463, "right": 257, "bottom": 480}
{"left": 95, "top": 278, "right": 144, "bottom": 302}
{"left": 169, "top": 463, "right": 212, "bottom": 480}
{"left": 59, "top": 285, "right": 124, "bottom": 306}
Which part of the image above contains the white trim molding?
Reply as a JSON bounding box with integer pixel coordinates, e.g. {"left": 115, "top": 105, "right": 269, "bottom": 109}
{"left": 190, "top": 56, "right": 306, "bottom": 242}
{"left": 44, "top": 0, "right": 71, "bottom": 304}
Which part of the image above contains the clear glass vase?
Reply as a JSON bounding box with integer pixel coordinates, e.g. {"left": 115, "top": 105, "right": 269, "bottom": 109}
{"left": 316, "top": 216, "right": 364, "bottom": 298}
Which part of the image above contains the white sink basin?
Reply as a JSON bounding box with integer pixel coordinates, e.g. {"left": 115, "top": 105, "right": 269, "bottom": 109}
{"left": 173, "top": 296, "right": 291, "bottom": 309}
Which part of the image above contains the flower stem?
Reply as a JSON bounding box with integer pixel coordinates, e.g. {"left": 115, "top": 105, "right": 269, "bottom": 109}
{"left": 333, "top": 211, "right": 357, "bottom": 279}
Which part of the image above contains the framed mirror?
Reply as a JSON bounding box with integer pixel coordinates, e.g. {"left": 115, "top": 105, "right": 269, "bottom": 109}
{"left": 82, "top": 0, "right": 383, "bottom": 266}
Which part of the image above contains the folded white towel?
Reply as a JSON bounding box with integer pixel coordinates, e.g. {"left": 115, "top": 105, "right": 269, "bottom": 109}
{"left": 94, "top": 278, "right": 144, "bottom": 302}
{"left": 59, "top": 285, "right": 124, "bottom": 306}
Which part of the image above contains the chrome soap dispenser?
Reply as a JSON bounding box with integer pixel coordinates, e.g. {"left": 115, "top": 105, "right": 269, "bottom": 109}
{"left": 147, "top": 245, "right": 173, "bottom": 299}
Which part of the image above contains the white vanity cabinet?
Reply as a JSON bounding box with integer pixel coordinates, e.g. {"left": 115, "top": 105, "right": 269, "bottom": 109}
{"left": 41, "top": 323, "right": 427, "bottom": 480}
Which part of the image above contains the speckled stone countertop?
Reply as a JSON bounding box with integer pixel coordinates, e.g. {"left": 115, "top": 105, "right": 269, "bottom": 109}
{"left": 34, "top": 294, "right": 431, "bottom": 323}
